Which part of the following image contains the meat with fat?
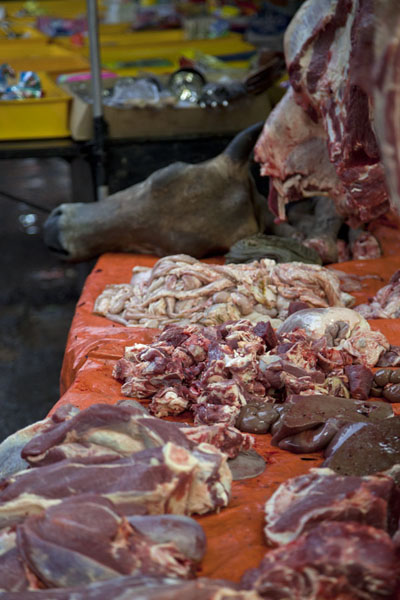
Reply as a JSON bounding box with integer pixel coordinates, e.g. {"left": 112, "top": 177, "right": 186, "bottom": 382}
{"left": 255, "top": 0, "right": 392, "bottom": 227}
{"left": 12, "top": 495, "right": 197, "bottom": 590}
{"left": 263, "top": 467, "right": 400, "bottom": 546}
{"left": 1, "top": 576, "right": 262, "bottom": 600}
{"left": 356, "top": 270, "right": 400, "bottom": 319}
{"left": 240, "top": 521, "right": 398, "bottom": 599}
{"left": 0, "top": 441, "right": 232, "bottom": 528}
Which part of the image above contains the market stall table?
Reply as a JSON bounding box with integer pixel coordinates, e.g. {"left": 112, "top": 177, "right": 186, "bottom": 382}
{"left": 50, "top": 217, "right": 400, "bottom": 583}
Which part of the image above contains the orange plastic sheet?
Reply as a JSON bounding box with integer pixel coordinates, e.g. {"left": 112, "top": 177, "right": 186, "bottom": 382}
{"left": 50, "top": 219, "right": 400, "bottom": 583}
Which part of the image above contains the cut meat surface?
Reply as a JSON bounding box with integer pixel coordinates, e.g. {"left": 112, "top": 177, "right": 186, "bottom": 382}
{"left": 255, "top": 0, "right": 391, "bottom": 227}
{"left": 20, "top": 402, "right": 192, "bottom": 467}
{"left": 2, "top": 576, "right": 262, "bottom": 599}
{"left": 13, "top": 495, "right": 196, "bottom": 590}
{"left": 263, "top": 467, "right": 400, "bottom": 546}
{"left": 254, "top": 88, "right": 339, "bottom": 221}
{"left": 356, "top": 270, "right": 400, "bottom": 319}
{"left": 240, "top": 521, "right": 398, "bottom": 599}
{"left": 371, "top": 1, "right": 400, "bottom": 217}
{"left": 114, "top": 317, "right": 394, "bottom": 428}
{"left": 180, "top": 424, "right": 253, "bottom": 459}
{"left": 0, "top": 441, "right": 232, "bottom": 528}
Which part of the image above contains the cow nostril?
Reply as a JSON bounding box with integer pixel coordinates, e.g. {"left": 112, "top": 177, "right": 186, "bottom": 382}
{"left": 43, "top": 210, "right": 70, "bottom": 256}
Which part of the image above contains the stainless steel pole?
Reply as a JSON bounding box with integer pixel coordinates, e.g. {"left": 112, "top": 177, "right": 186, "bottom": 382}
{"left": 86, "top": 0, "right": 109, "bottom": 200}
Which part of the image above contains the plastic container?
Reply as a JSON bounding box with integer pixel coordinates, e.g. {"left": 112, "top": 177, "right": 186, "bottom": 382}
{"left": 57, "top": 28, "right": 191, "bottom": 51}
{"left": 3, "top": 43, "right": 90, "bottom": 74}
{"left": 5, "top": 0, "right": 102, "bottom": 20}
{"left": 76, "top": 36, "right": 255, "bottom": 75}
{"left": 57, "top": 29, "right": 249, "bottom": 51}
{"left": 0, "top": 71, "right": 71, "bottom": 140}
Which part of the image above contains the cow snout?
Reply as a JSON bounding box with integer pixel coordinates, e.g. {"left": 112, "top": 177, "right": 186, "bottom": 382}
{"left": 43, "top": 208, "right": 69, "bottom": 257}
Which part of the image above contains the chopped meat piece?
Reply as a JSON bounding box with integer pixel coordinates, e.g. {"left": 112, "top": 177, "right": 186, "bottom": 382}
{"left": 197, "top": 380, "right": 247, "bottom": 408}
{"left": 350, "top": 231, "right": 382, "bottom": 260}
{"left": 240, "top": 522, "right": 398, "bottom": 600}
{"left": 150, "top": 387, "right": 189, "bottom": 418}
{"left": 344, "top": 364, "right": 374, "bottom": 400}
{"left": 263, "top": 468, "right": 400, "bottom": 546}
{"left": 252, "top": 321, "right": 278, "bottom": 350}
{"left": 377, "top": 346, "right": 400, "bottom": 367}
{"left": 356, "top": 270, "right": 400, "bottom": 319}
{"left": 181, "top": 424, "right": 253, "bottom": 458}
{"left": 193, "top": 403, "right": 240, "bottom": 427}
{"left": 260, "top": 359, "right": 325, "bottom": 395}
{"left": 341, "top": 327, "right": 389, "bottom": 367}
{"left": 114, "top": 317, "right": 395, "bottom": 427}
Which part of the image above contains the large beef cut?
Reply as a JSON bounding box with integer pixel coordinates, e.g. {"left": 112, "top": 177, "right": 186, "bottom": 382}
{"left": 19, "top": 401, "right": 253, "bottom": 467}
{"left": 0, "top": 441, "right": 231, "bottom": 528}
{"left": 254, "top": 0, "right": 391, "bottom": 227}
{"left": 2, "top": 576, "right": 262, "bottom": 600}
{"left": 263, "top": 467, "right": 400, "bottom": 546}
{"left": 370, "top": 1, "right": 400, "bottom": 217}
{"left": 20, "top": 402, "right": 193, "bottom": 466}
{"left": 2, "top": 495, "right": 197, "bottom": 591}
{"left": 0, "top": 404, "right": 80, "bottom": 479}
{"left": 240, "top": 521, "right": 398, "bottom": 599}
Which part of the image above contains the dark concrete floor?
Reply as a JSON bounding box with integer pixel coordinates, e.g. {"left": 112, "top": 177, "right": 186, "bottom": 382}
{"left": 0, "top": 157, "right": 87, "bottom": 442}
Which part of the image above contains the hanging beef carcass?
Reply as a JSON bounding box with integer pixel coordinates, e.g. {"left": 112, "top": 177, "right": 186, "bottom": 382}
{"left": 254, "top": 0, "right": 396, "bottom": 227}
{"left": 43, "top": 124, "right": 268, "bottom": 262}
{"left": 370, "top": 1, "right": 400, "bottom": 216}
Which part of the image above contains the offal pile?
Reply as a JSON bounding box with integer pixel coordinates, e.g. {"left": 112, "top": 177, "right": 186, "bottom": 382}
{"left": 94, "top": 254, "right": 354, "bottom": 329}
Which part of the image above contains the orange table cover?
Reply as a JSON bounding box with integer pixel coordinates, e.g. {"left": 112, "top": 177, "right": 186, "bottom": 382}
{"left": 50, "top": 218, "right": 400, "bottom": 583}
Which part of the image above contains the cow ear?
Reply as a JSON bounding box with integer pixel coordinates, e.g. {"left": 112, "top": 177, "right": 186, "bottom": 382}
{"left": 224, "top": 123, "right": 264, "bottom": 165}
